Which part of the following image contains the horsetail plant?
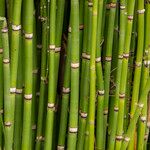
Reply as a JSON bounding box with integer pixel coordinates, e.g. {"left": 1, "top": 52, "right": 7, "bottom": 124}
{"left": 44, "top": 0, "right": 57, "bottom": 149}
{"left": 0, "top": 0, "right": 150, "bottom": 149}
{"left": 1, "top": 17, "right": 11, "bottom": 150}
{"left": 67, "top": 0, "right": 79, "bottom": 149}
{"left": 108, "top": 0, "right": 126, "bottom": 149}
{"left": 115, "top": 0, "right": 136, "bottom": 149}
{"left": 137, "top": 1, "right": 150, "bottom": 149}
{"left": 21, "top": 0, "right": 34, "bottom": 148}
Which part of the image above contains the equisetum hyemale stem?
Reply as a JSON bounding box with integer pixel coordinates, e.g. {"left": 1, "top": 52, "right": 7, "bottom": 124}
{"left": 1, "top": 18, "right": 12, "bottom": 150}
{"left": 115, "top": 0, "right": 136, "bottom": 149}
{"left": 88, "top": 0, "right": 99, "bottom": 149}
{"left": 21, "top": 0, "right": 34, "bottom": 149}
{"left": 121, "top": 76, "right": 150, "bottom": 150}
{"left": 108, "top": 0, "right": 126, "bottom": 149}
{"left": 137, "top": 1, "right": 150, "bottom": 149}
{"left": 44, "top": 0, "right": 57, "bottom": 149}
{"left": 67, "top": 0, "right": 80, "bottom": 149}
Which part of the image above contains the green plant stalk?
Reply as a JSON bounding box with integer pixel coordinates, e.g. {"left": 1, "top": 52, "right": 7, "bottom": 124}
{"left": 102, "top": 0, "right": 111, "bottom": 58}
{"left": 8, "top": 0, "right": 22, "bottom": 147}
{"left": 79, "top": 0, "right": 84, "bottom": 52}
{"left": 128, "top": 0, "right": 145, "bottom": 149}
{"left": 57, "top": 31, "right": 71, "bottom": 149}
{"left": 124, "top": 10, "right": 137, "bottom": 132}
{"left": 121, "top": 77, "right": 150, "bottom": 150}
{"left": 54, "top": 0, "right": 65, "bottom": 101}
{"left": 103, "top": 0, "right": 117, "bottom": 147}
{"left": 107, "top": 1, "right": 126, "bottom": 149}
{"left": 77, "top": 0, "right": 90, "bottom": 149}
{"left": 79, "top": 0, "right": 88, "bottom": 112}
{"left": 1, "top": 18, "right": 12, "bottom": 150}
{"left": 67, "top": 0, "right": 79, "bottom": 149}
{"left": 13, "top": 39, "right": 23, "bottom": 150}
{"left": 52, "top": 0, "right": 66, "bottom": 146}
{"left": 21, "top": 0, "right": 34, "bottom": 149}
{"left": 95, "top": 0, "right": 104, "bottom": 149}
{"left": 144, "top": 96, "right": 150, "bottom": 149}
{"left": 0, "top": 1, "right": 5, "bottom": 148}
{"left": 111, "top": 3, "right": 119, "bottom": 79}
{"left": 115, "top": 0, "right": 136, "bottom": 149}
{"left": 31, "top": 18, "right": 38, "bottom": 150}
{"left": 0, "top": 26, "right": 3, "bottom": 150}
{"left": 7, "top": 0, "right": 13, "bottom": 34}
{"left": 137, "top": 2, "right": 150, "bottom": 149}
{"left": 35, "top": 0, "right": 48, "bottom": 149}
{"left": 44, "top": 0, "right": 56, "bottom": 149}
{"left": 129, "top": 0, "right": 144, "bottom": 120}
{"left": 88, "top": 0, "right": 98, "bottom": 149}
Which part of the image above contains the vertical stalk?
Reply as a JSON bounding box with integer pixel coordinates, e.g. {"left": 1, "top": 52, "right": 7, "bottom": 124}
{"left": 121, "top": 77, "right": 150, "bottom": 150}
{"left": 103, "top": 0, "right": 117, "bottom": 147}
{"left": 35, "top": 0, "right": 48, "bottom": 149}
{"left": 21, "top": 0, "right": 34, "bottom": 148}
{"left": 124, "top": 9, "right": 137, "bottom": 131}
{"left": 95, "top": 0, "right": 104, "bottom": 149}
{"left": 115, "top": 0, "right": 136, "bottom": 149}
{"left": 77, "top": 0, "right": 90, "bottom": 149}
{"left": 128, "top": 0, "right": 145, "bottom": 149}
{"left": 57, "top": 30, "right": 71, "bottom": 150}
{"left": 88, "top": 0, "right": 98, "bottom": 149}
{"left": 31, "top": 15, "right": 38, "bottom": 149}
{"left": 1, "top": 18, "right": 11, "bottom": 150}
{"left": 67, "top": 0, "right": 79, "bottom": 149}
{"left": 8, "top": 0, "right": 22, "bottom": 148}
{"left": 13, "top": 40, "right": 23, "bottom": 150}
{"left": 0, "top": 1, "right": 5, "bottom": 148}
{"left": 44, "top": 0, "right": 56, "bottom": 149}
{"left": 137, "top": 1, "right": 150, "bottom": 149}
{"left": 107, "top": 1, "right": 126, "bottom": 149}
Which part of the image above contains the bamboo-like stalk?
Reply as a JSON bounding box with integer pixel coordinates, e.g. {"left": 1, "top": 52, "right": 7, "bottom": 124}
{"left": 103, "top": 0, "right": 117, "bottom": 147}
{"left": 57, "top": 30, "right": 71, "bottom": 150}
{"left": 13, "top": 40, "right": 23, "bottom": 150}
{"left": 35, "top": 0, "right": 48, "bottom": 149}
{"left": 144, "top": 95, "right": 150, "bottom": 149}
{"left": 21, "top": 0, "right": 34, "bottom": 149}
{"left": 107, "top": 1, "right": 126, "bottom": 149}
{"left": 88, "top": 0, "right": 98, "bottom": 149}
{"left": 137, "top": 1, "right": 150, "bottom": 149}
{"left": 124, "top": 9, "right": 137, "bottom": 132}
{"left": 52, "top": 0, "right": 66, "bottom": 147}
{"left": 1, "top": 18, "right": 12, "bottom": 150}
{"left": 0, "top": 1, "right": 5, "bottom": 148}
{"left": 67, "top": 0, "right": 79, "bottom": 149}
{"left": 115, "top": 0, "right": 136, "bottom": 149}
{"left": 44, "top": 0, "right": 56, "bottom": 149}
{"left": 54, "top": 0, "right": 66, "bottom": 107}
{"left": 95, "top": 0, "right": 104, "bottom": 149}
{"left": 121, "top": 76, "right": 150, "bottom": 150}
{"left": 77, "top": 0, "right": 90, "bottom": 149}
{"left": 31, "top": 15, "right": 38, "bottom": 149}
{"left": 7, "top": 0, "right": 22, "bottom": 147}
{"left": 128, "top": 0, "right": 145, "bottom": 148}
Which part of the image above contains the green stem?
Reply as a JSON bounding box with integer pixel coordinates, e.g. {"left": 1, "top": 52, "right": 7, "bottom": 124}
{"left": 44, "top": 0, "right": 56, "bottom": 149}
{"left": 115, "top": 0, "right": 136, "bottom": 148}
{"left": 67, "top": 0, "right": 79, "bottom": 149}
{"left": 107, "top": 1, "right": 126, "bottom": 149}
{"left": 1, "top": 18, "right": 12, "bottom": 150}
{"left": 103, "top": 0, "right": 117, "bottom": 148}
{"left": 21, "top": 0, "right": 34, "bottom": 148}
{"left": 121, "top": 77, "right": 150, "bottom": 150}
{"left": 57, "top": 31, "right": 71, "bottom": 149}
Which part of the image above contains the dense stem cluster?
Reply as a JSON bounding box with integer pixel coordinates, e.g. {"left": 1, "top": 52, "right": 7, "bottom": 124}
{"left": 0, "top": 0, "right": 150, "bottom": 149}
